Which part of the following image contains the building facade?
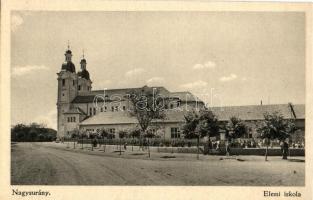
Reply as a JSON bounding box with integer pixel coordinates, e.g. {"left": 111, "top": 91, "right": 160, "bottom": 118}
{"left": 56, "top": 48, "right": 204, "bottom": 139}
{"left": 57, "top": 47, "right": 305, "bottom": 141}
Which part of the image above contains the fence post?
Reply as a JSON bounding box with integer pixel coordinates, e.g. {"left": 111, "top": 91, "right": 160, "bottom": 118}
{"left": 67, "top": 138, "right": 70, "bottom": 148}
{"left": 197, "top": 136, "right": 200, "bottom": 160}
{"left": 103, "top": 137, "right": 105, "bottom": 152}
{"left": 148, "top": 138, "right": 151, "bottom": 158}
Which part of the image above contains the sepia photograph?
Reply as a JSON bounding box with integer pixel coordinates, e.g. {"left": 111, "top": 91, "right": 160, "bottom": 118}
{"left": 9, "top": 10, "right": 306, "bottom": 187}
{"left": 1, "top": 1, "right": 312, "bottom": 200}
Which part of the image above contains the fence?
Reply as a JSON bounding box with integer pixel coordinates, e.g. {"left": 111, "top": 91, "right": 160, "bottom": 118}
{"left": 63, "top": 137, "right": 292, "bottom": 148}
{"left": 65, "top": 138, "right": 205, "bottom": 147}
{"left": 61, "top": 138, "right": 304, "bottom": 156}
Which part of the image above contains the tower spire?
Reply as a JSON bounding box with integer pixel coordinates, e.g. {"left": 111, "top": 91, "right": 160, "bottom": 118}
{"left": 67, "top": 40, "right": 70, "bottom": 50}
{"left": 82, "top": 48, "right": 85, "bottom": 59}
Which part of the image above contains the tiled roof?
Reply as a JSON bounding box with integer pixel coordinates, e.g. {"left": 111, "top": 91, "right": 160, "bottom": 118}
{"left": 73, "top": 86, "right": 171, "bottom": 103}
{"left": 170, "top": 91, "right": 202, "bottom": 102}
{"left": 80, "top": 110, "right": 187, "bottom": 126}
{"left": 72, "top": 95, "right": 102, "bottom": 103}
{"left": 292, "top": 104, "right": 305, "bottom": 119}
{"left": 209, "top": 104, "right": 297, "bottom": 121}
{"left": 80, "top": 112, "right": 138, "bottom": 125}
{"left": 91, "top": 86, "right": 170, "bottom": 97}
{"left": 79, "top": 103, "right": 305, "bottom": 126}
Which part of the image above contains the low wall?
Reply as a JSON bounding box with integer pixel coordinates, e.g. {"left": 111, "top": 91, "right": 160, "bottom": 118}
{"left": 72, "top": 142, "right": 305, "bottom": 156}
{"left": 150, "top": 146, "right": 305, "bottom": 156}
{"left": 226, "top": 148, "right": 304, "bottom": 156}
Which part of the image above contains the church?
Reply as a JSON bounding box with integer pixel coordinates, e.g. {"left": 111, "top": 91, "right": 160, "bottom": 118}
{"left": 57, "top": 47, "right": 305, "bottom": 142}
{"left": 56, "top": 47, "right": 205, "bottom": 139}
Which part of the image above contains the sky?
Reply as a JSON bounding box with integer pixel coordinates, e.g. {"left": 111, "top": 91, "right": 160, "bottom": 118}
{"left": 11, "top": 11, "right": 305, "bottom": 129}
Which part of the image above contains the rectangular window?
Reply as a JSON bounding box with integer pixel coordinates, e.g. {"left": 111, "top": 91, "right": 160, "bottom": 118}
{"left": 67, "top": 117, "right": 70, "bottom": 122}
{"left": 123, "top": 106, "right": 126, "bottom": 111}
{"left": 109, "top": 128, "right": 115, "bottom": 134}
{"left": 170, "top": 104, "right": 174, "bottom": 109}
{"left": 90, "top": 108, "right": 92, "bottom": 116}
{"left": 105, "top": 106, "right": 107, "bottom": 111}
{"left": 78, "top": 85, "right": 81, "bottom": 90}
{"left": 171, "top": 127, "right": 180, "bottom": 139}
{"left": 73, "top": 117, "right": 76, "bottom": 122}
{"left": 73, "top": 80, "right": 75, "bottom": 86}
{"left": 177, "top": 101, "right": 181, "bottom": 107}
{"left": 93, "top": 108, "right": 96, "bottom": 115}
{"left": 111, "top": 106, "right": 114, "bottom": 112}
{"left": 62, "top": 79, "right": 65, "bottom": 86}
{"left": 248, "top": 133, "right": 253, "bottom": 138}
{"left": 101, "top": 108, "right": 103, "bottom": 112}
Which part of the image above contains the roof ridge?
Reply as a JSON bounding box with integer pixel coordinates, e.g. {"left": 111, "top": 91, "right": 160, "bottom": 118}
{"left": 210, "top": 104, "right": 291, "bottom": 108}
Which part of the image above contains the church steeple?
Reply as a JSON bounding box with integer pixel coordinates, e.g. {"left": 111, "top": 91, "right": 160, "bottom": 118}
{"left": 61, "top": 42, "right": 76, "bottom": 73}
{"left": 77, "top": 50, "right": 90, "bottom": 80}
{"left": 80, "top": 49, "right": 87, "bottom": 70}
{"left": 65, "top": 42, "right": 72, "bottom": 62}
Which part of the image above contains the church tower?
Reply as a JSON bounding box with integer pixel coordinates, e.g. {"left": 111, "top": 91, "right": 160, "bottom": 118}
{"left": 77, "top": 52, "right": 92, "bottom": 95}
{"left": 56, "top": 46, "right": 78, "bottom": 138}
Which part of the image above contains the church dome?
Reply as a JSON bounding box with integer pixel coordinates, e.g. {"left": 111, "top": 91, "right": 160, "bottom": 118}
{"left": 80, "top": 58, "right": 87, "bottom": 63}
{"left": 78, "top": 69, "right": 90, "bottom": 80}
{"left": 65, "top": 49, "right": 72, "bottom": 54}
{"left": 61, "top": 61, "right": 76, "bottom": 73}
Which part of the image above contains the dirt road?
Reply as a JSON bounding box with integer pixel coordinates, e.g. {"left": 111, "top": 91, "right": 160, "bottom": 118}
{"left": 11, "top": 142, "right": 304, "bottom": 185}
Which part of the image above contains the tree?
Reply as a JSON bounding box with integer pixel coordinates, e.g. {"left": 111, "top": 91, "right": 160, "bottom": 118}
{"left": 224, "top": 116, "right": 248, "bottom": 155}
{"left": 128, "top": 86, "right": 165, "bottom": 157}
{"left": 129, "top": 128, "right": 141, "bottom": 138}
{"left": 11, "top": 123, "right": 56, "bottom": 142}
{"left": 129, "top": 128, "right": 141, "bottom": 151}
{"left": 100, "top": 128, "right": 109, "bottom": 138}
{"left": 182, "top": 109, "right": 219, "bottom": 158}
{"left": 182, "top": 109, "right": 219, "bottom": 138}
{"left": 100, "top": 128, "right": 109, "bottom": 152}
{"left": 118, "top": 130, "right": 128, "bottom": 155}
{"left": 182, "top": 110, "right": 200, "bottom": 139}
{"left": 197, "top": 109, "right": 219, "bottom": 138}
{"left": 128, "top": 86, "right": 165, "bottom": 134}
{"left": 257, "top": 112, "right": 297, "bottom": 161}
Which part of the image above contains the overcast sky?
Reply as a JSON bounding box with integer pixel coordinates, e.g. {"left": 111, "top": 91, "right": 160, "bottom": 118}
{"left": 11, "top": 11, "right": 305, "bottom": 129}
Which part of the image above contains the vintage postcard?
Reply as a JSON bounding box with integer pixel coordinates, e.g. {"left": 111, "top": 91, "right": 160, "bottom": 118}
{"left": 0, "top": 0, "right": 312, "bottom": 200}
